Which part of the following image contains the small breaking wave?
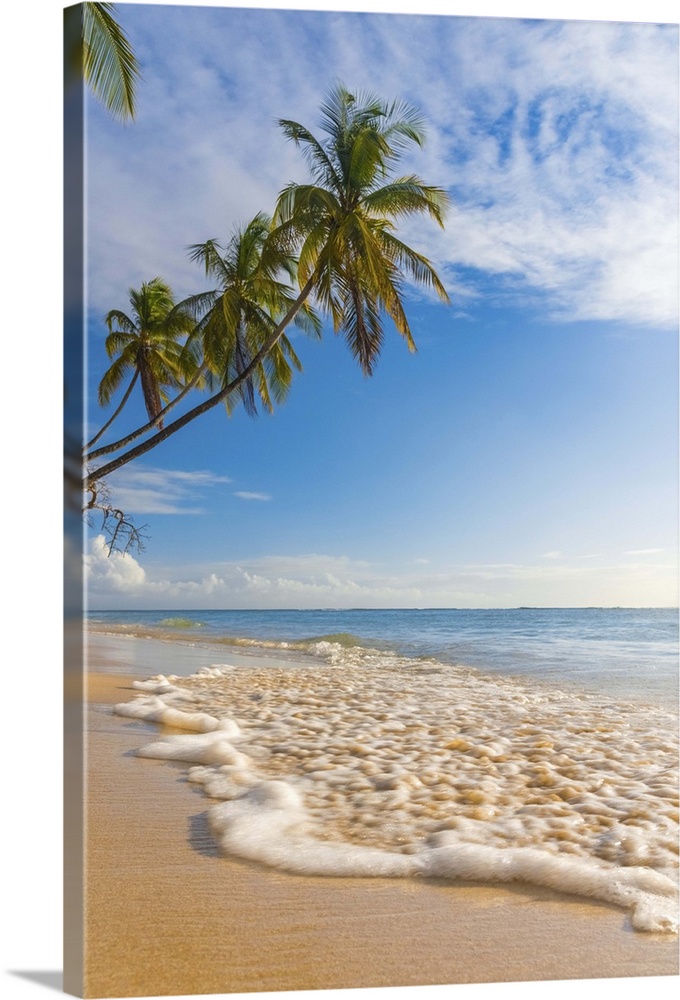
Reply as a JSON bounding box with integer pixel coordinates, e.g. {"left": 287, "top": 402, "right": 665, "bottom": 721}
{"left": 230, "top": 632, "right": 376, "bottom": 652}
{"left": 159, "top": 617, "right": 205, "bottom": 629}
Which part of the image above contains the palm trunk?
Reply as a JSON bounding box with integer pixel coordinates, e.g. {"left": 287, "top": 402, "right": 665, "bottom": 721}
{"left": 86, "top": 368, "right": 139, "bottom": 449}
{"left": 84, "top": 362, "right": 208, "bottom": 460}
{"left": 139, "top": 355, "right": 164, "bottom": 428}
{"left": 83, "top": 276, "right": 316, "bottom": 490}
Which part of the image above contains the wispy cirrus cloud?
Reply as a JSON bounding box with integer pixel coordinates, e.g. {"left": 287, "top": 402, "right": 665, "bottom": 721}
{"left": 409, "top": 19, "right": 678, "bottom": 325}
{"left": 624, "top": 548, "right": 666, "bottom": 556}
{"left": 106, "top": 466, "right": 231, "bottom": 515}
{"left": 234, "top": 491, "right": 272, "bottom": 501}
{"left": 87, "top": 9, "right": 678, "bottom": 330}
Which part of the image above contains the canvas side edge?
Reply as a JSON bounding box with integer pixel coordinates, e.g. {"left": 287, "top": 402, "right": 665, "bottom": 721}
{"left": 63, "top": 4, "right": 86, "bottom": 997}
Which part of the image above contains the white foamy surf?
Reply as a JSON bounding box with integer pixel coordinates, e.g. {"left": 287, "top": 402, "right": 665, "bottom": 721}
{"left": 113, "top": 646, "right": 679, "bottom": 933}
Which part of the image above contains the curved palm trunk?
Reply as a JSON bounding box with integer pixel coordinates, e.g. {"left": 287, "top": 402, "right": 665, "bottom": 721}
{"left": 86, "top": 368, "right": 139, "bottom": 449}
{"left": 83, "top": 277, "right": 316, "bottom": 489}
{"left": 84, "top": 362, "right": 208, "bottom": 460}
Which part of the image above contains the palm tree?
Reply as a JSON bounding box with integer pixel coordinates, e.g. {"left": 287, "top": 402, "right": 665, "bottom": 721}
{"left": 86, "top": 214, "right": 321, "bottom": 461}
{"left": 85, "top": 85, "right": 449, "bottom": 487}
{"left": 92, "top": 278, "right": 195, "bottom": 447}
{"left": 182, "top": 211, "right": 322, "bottom": 417}
{"left": 273, "top": 84, "right": 450, "bottom": 374}
{"left": 64, "top": 2, "right": 140, "bottom": 123}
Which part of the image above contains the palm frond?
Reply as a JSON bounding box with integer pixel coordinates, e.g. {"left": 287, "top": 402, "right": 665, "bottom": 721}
{"left": 104, "top": 309, "right": 137, "bottom": 335}
{"left": 97, "top": 353, "right": 134, "bottom": 406}
{"left": 362, "top": 177, "right": 450, "bottom": 227}
{"left": 292, "top": 300, "right": 323, "bottom": 338}
{"left": 83, "top": 2, "right": 140, "bottom": 123}
{"left": 341, "top": 278, "right": 385, "bottom": 376}
{"left": 277, "top": 119, "right": 342, "bottom": 191}
{"left": 187, "top": 239, "right": 228, "bottom": 282}
{"left": 381, "top": 98, "right": 428, "bottom": 152}
{"left": 103, "top": 330, "right": 137, "bottom": 360}
{"left": 173, "top": 290, "right": 220, "bottom": 325}
{"left": 380, "top": 231, "right": 450, "bottom": 304}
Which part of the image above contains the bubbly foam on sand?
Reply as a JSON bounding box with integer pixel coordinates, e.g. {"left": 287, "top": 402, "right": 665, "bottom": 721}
{"left": 113, "top": 653, "right": 679, "bottom": 933}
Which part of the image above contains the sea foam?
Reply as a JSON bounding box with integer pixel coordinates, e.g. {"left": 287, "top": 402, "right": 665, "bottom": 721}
{"left": 114, "top": 646, "right": 679, "bottom": 933}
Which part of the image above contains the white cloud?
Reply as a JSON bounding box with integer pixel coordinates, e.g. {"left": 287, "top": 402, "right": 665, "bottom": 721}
{"left": 86, "top": 10, "right": 678, "bottom": 331}
{"left": 85, "top": 546, "right": 677, "bottom": 610}
{"left": 234, "top": 491, "right": 272, "bottom": 501}
{"left": 85, "top": 535, "right": 147, "bottom": 594}
{"left": 624, "top": 548, "right": 666, "bottom": 556}
{"left": 105, "top": 466, "right": 231, "bottom": 514}
{"left": 410, "top": 19, "right": 679, "bottom": 325}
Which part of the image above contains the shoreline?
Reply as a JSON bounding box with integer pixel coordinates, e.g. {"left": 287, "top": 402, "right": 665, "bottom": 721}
{"left": 84, "top": 610, "right": 679, "bottom": 707}
{"left": 78, "top": 633, "right": 679, "bottom": 997}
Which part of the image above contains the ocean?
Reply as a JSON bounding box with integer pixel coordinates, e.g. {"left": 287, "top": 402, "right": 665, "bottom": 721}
{"left": 88, "top": 606, "right": 678, "bottom": 703}
{"left": 87, "top": 607, "right": 679, "bottom": 933}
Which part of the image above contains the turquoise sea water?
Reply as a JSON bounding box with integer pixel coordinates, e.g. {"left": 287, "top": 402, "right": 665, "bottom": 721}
{"left": 87, "top": 606, "right": 678, "bottom": 705}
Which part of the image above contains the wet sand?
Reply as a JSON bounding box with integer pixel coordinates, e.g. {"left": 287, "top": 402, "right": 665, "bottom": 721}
{"left": 80, "top": 656, "right": 678, "bottom": 998}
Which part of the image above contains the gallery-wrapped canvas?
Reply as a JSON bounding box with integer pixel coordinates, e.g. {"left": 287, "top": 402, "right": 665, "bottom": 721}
{"left": 64, "top": 2, "right": 679, "bottom": 998}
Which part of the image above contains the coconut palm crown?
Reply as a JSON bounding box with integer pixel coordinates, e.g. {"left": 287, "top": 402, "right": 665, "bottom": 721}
{"left": 273, "top": 83, "right": 450, "bottom": 375}
{"left": 98, "top": 278, "right": 196, "bottom": 430}
{"left": 181, "top": 212, "right": 322, "bottom": 417}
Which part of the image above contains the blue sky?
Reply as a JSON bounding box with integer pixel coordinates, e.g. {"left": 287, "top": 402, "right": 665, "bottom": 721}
{"left": 81, "top": 1, "right": 679, "bottom": 610}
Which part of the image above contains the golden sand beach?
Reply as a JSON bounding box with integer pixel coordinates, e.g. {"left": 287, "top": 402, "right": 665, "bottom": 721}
{"left": 72, "top": 634, "right": 678, "bottom": 998}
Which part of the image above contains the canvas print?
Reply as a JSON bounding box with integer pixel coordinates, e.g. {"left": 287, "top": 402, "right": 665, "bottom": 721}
{"left": 64, "top": 2, "right": 679, "bottom": 997}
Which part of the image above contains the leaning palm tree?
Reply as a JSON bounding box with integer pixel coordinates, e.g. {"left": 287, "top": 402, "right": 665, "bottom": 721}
{"left": 85, "top": 85, "right": 449, "bottom": 486}
{"left": 182, "top": 211, "right": 322, "bottom": 418}
{"left": 92, "top": 278, "right": 196, "bottom": 446}
{"left": 273, "top": 84, "right": 450, "bottom": 374}
{"left": 86, "top": 214, "right": 321, "bottom": 462}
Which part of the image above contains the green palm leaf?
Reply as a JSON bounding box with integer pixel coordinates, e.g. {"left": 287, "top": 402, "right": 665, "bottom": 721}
{"left": 98, "top": 277, "right": 196, "bottom": 429}
{"left": 185, "top": 214, "right": 321, "bottom": 416}
{"left": 97, "top": 353, "right": 134, "bottom": 407}
{"left": 82, "top": 3, "right": 140, "bottom": 123}
{"left": 274, "top": 82, "right": 450, "bottom": 375}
